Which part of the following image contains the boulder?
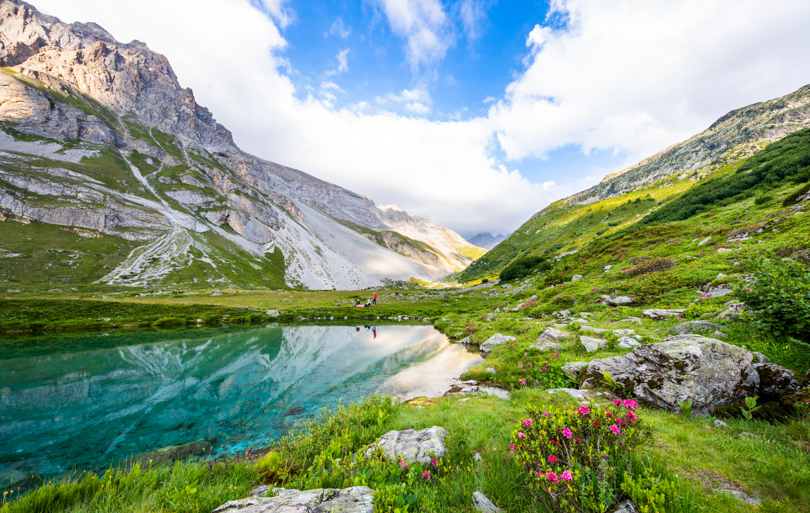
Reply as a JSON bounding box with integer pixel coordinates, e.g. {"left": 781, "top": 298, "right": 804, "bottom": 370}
{"left": 754, "top": 363, "right": 800, "bottom": 399}
{"left": 472, "top": 491, "right": 503, "bottom": 513}
{"left": 369, "top": 426, "right": 447, "bottom": 465}
{"left": 532, "top": 341, "right": 566, "bottom": 352}
{"left": 212, "top": 487, "right": 374, "bottom": 513}
{"left": 581, "top": 336, "right": 607, "bottom": 353}
{"left": 265, "top": 310, "right": 280, "bottom": 317}
{"left": 607, "top": 296, "right": 633, "bottom": 307}
{"left": 642, "top": 309, "right": 685, "bottom": 320}
{"left": 536, "top": 327, "right": 570, "bottom": 343}
{"left": 617, "top": 337, "right": 641, "bottom": 349}
{"left": 480, "top": 334, "right": 516, "bottom": 354}
{"left": 580, "top": 335, "right": 759, "bottom": 414}
{"left": 610, "top": 500, "right": 639, "bottom": 513}
{"left": 457, "top": 336, "right": 471, "bottom": 345}
{"left": 670, "top": 320, "right": 721, "bottom": 336}
{"left": 561, "top": 361, "right": 589, "bottom": 381}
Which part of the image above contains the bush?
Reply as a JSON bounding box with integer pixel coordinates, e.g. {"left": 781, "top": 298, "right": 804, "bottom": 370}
{"left": 500, "top": 256, "right": 551, "bottom": 281}
{"left": 737, "top": 256, "right": 810, "bottom": 340}
{"left": 754, "top": 195, "right": 771, "bottom": 205}
{"left": 152, "top": 317, "right": 186, "bottom": 328}
{"left": 620, "top": 257, "right": 675, "bottom": 278}
{"left": 620, "top": 472, "right": 678, "bottom": 513}
{"left": 510, "top": 400, "right": 650, "bottom": 513}
{"left": 783, "top": 182, "right": 810, "bottom": 207}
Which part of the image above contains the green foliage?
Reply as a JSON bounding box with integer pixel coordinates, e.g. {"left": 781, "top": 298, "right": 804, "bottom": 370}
{"left": 641, "top": 127, "right": 810, "bottom": 225}
{"left": 499, "top": 256, "right": 551, "bottom": 282}
{"left": 620, "top": 471, "right": 678, "bottom": 513}
{"left": 741, "top": 396, "right": 761, "bottom": 421}
{"left": 510, "top": 400, "right": 649, "bottom": 512}
{"left": 754, "top": 195, "right": 771, "bottom": 206}
{"left": 737, "top": 256, "right": 810, "bottom": 340}
{"left": 152, "top": 317, "right": 186, "bottom": 328}
{"left": 677, "top": 399, "right": 693, "bottom": 418}
{"left": 619, "top": 257, "right": 675, "bottom": 278}
{"left": 782, "top": 182, "right": 810, "bottom": 207}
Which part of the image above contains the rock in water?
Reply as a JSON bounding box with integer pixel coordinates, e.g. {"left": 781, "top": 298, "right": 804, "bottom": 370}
{"left": 212, "top": 487, "right": 374, "bottom": 513}
{"left": 368, "top": 426, "right": 447, "bottom": 464}
{"left": 754, "top": 363, "right": 800, "bottom": 399}
{"left": 472, "top": 491, "right": 503, "bottom": 512}
{"left": 480, "top": 333, "right": 516, "bottom": 354}
{"left": 581, "top": 335, "right": 759, "bottom": 414}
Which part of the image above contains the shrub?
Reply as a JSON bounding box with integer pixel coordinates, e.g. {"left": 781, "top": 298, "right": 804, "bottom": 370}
{"left": 500, "top": 256, "right": 551, "bottom": 281}
{"left": 620, "top": 472, "right": 678, "bottom": 513}
{"left": 510, "top": 400, "right": 650, "bottom": 513}
{"left": 620, "top": 257, "right": 675, "bottom": 278}
{"left": 152, "top": 317, "right": 186, "bottom": 328}
{"left": 754, "top": 195, "right": 771, "bottom": 205}
{"left": 737, "top": 256, "right": 810, "bottom": 340}
{"left": 782, "top": 182, "right": 810, "bottom": 207}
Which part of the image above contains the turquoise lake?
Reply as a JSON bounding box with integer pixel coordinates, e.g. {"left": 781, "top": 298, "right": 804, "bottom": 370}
{"left": 0, "top": 324, "right": 482, "bottom": 480}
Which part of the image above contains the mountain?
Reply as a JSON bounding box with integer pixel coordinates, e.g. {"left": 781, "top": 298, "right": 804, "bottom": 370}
{"left": 466, "top": 233, "right": 508, "bottom": 250}
{"left": 459, "top": 83, "right": 810, "bottom": 282}
{"left": 0, "top": 0, "right": 484, "bottom": 292}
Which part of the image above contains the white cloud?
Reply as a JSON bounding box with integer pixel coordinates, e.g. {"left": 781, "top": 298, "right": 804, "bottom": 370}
{"left": 404, "top": 102, "right": 431, "bottom": 114}
{"left": 325, "top": 48, "right": 350, "bottom": 76}
{"left": 250, "top": 0, "right": 294, "bottom": 29}
{"left": 373, "top": 0, "right": 451, "bottom": 71}
{"left": 458, "top": 0, "right": 488, "bottom": 42}
{"left": 326, "top": 17, "right": 351, "bottom": 39}
{"left": 30, "top": 0, "right": 810, "bottom": 237}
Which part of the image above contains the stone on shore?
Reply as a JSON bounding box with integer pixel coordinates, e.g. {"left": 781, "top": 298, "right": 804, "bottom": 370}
{"left": 368, "top": 426, "right": 448, "bottom": 465}
{"left": 212, "top": 487, "right": 374, "bottom": 513}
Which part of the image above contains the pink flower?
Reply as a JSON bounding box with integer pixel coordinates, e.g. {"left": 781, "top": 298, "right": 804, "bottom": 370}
{"left": 576, "top": 406, "right": 590, "bottom": 416}
{"left": 519, "top": 379, "right": 526, "bottom": 385}
{"left": 422, "top": 470, "right": 430, "bottom": 479}
{"left": 537, "top": 471, "right": 544, "bottom": 478}
{"left": 623, "top": 399, "right": 638, "bottom": 409}
{"left": 542, "top": 411, "right": 551, "bottom": 417}
{"left": 561, "top": 470, "right": 573, "bottom": 482}
{"left": 431, "top": 458, "right": 437, "bottom": 467}
{"left": 613, "top": 399, "right": 622, "bottom": 405}
{"left": 562, "top": 428, "right": 573, "bottom": 439}
{"left": 509, "top": 444, "right": 515, "bottom": 451}
{"left": 548, "top": 455, "right": 558, "bottom": 464}
{"left": 518, "top": 432, "right": 526, "bottom": 439}
{"left": 523, "top": 418, "right": 533, "bottom": 427}
{"left": 610, "top": 425, "right": 620, "bottom": 435}
{"left": 546, "top": 472, "right": 559, "bottom": 484}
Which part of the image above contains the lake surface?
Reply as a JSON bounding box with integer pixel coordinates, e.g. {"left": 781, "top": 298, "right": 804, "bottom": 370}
{"left": 0, "top": 325, "right": 482, "bottom": 479}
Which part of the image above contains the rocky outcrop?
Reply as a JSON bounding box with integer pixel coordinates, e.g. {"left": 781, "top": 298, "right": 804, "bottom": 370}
{"left": 581, "top": 335, "right": 759, "bottom": 414}
{"left": 212, "top": 487, "right": 374, "bottom": 513}
{"left": 368, "top": 426, "right": 448, "bottom": 465}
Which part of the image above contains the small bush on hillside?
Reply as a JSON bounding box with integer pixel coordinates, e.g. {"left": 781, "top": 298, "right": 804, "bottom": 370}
{"left": 737, "top": 256, "right": 810, "bottom": 340}
{"left": 152, "top": 317, "right": 186, "bottom": 328}
{"left": 500, "top": 256, "right": 551, "bottom": 281}
{"left": 620, "top": 257, "right": 675, "bottom": 278}
{"left": 754, "top": 195, "right": 772, "bottom": 205}
{"left": 782, "top": 182, "right": 810, "bottom": 207}
{"left": 510, "top": 400, "right": 651, "bottom": 512}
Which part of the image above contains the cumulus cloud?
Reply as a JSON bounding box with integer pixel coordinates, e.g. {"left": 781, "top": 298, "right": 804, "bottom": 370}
{"left": 373, "top": 0, "right": 452, "bottom": 72}
{"left": 31, "top": 0, "right": 810, "bottom": 237}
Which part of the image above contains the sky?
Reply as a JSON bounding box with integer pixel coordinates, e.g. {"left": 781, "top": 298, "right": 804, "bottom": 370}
{"left": 33, "top": 0, "right": 810, "bottom": 239}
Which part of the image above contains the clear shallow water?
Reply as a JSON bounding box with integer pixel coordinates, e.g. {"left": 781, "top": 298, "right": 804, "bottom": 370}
{"left": 0, "top": 325, "right": 482, "bottom": 479}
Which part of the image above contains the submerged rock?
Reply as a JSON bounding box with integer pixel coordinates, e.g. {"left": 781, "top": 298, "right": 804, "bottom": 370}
{"left": 134, "top": 440, "right": 212, "bottom": 467}
{"left": 368, "top": 426, "right": 448, "bottom": 464}
{"left": 581, "top": 335, "right": 759, "bottom": 414}
{"left": 212, "top": 486, "right": 374, "bottom": 513}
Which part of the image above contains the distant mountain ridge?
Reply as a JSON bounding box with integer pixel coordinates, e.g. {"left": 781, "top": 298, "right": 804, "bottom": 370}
{"left": 0, "top": 0, "right": 484, "bottom": 291}
{"left": 466, "top": 233, "right": 508, "bottom": 250}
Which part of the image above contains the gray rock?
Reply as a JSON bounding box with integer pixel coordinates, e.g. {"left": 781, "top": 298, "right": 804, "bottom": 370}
{"left": 704, "top": 286, "right": 734, "bottom": 298}
{"left": 752, "top": 352, "right": 769, "bottom": 363}
{"left": 536, "top": 327, "right": 570, "bottom": 343}
{"left": 581, "top": 335, "right": 759, "bottom": 414}
{"left": 670, "top": 320, "right": 721, "bottom": 335}
{"left": 212, "top": 487, "right": 374, "bottom": 513}
{"left": 604, "top": 265, "right": 613, "bottom": 272}
{"left": 620, "top": 317, "right": 644, "bottom": 325}
{"left": 571, "top": 274, "right": 583, "bottom": 282}
{"left": 473, "top": 452, "right": 483, "bottom": 463}
{"left": 610, "top": 500, "right": 639, "bottom": 513}
{"left": 486, "top": 367, "right": 497, "bottom": 374}
{"left": 532, "top": 341, "right": 566, "bottom": 352}
{"left": 754, "top": 363, "right": 800, "bottom": 398}
{"left": 547, "top": 388, "right": 609, "bottom": 405}
{"left": 472, "top": 491, "right": 503, "bottom": 513}
{"left": 613, "top": 329, "right": 636, "bottom": 336}
{"left": 720, "top": 490, "right": 760, "bottom": 505}
{"left": 710, "top": 330, "right": 727, "bottom": 339}
{"left": 716, "top": 302, "right": 745, "bottom": 319}
{"left": 480, "top": 333, "right": 516, "bottom": 354}
{"left": 458, "top": 336, "right": 471, "bottom": 345}
{"left": 561, "top": 361, "right": 589, "bottom": 380}
{"left": 697, "top": 236, "right": 712, "bottom": 246}
{"left": 607, "top": 296, "right": 633, "bottom": 307}
{"left": 617, "top": 337, "right": 642, "bottom": 349}
{"left": 642, "top": 309, "right": 685, "bottom": 320}
{"left": 713, "top": 420, "right": 729, "bottom": 428}
{"left": 581, "top": 326, "right": 609, "bottom": 333}
{"left": 265, "top": 310, "right": 280, "bottom": 317}
{"left": 369, "top": 426, "right": 447, "bottom": 464}
{"left": 249, "top": 486, "right": 271, "bottom": 497}
{"left": 581, "top": 336, "right": 607, "bottom": 353}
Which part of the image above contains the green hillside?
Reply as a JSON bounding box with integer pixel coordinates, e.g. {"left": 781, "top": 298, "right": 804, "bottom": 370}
{"left": 460, "top": 127, "right": 810, "bottom": 283}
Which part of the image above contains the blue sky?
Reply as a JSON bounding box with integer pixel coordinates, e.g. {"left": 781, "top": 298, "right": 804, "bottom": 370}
{"left": 35, "top": 0, "right": 810, "bottom": 238}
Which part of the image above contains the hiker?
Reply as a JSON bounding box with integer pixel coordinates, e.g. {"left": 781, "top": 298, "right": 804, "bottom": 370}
{"left": 373, "top": 292, "right": 377, "bottom": 306}
{"left": 355, "top": 299, "right": 362, "bottom": 307}
{"left": 365, "top": 299, "right": 371, "bottom": 307}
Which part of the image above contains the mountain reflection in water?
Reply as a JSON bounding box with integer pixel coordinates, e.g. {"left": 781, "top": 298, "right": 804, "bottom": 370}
{"left": 0, "top": 325, "right": 482, "bottom": 478}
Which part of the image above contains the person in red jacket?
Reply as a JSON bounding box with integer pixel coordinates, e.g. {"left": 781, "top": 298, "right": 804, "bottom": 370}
{"left": 373, "top": 292, "right": 377, "bottom": 306}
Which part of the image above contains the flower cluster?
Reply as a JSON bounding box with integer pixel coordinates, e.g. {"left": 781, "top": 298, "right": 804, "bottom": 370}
{"left": 510, "top": 400, "right": 650, "bottom": 512}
